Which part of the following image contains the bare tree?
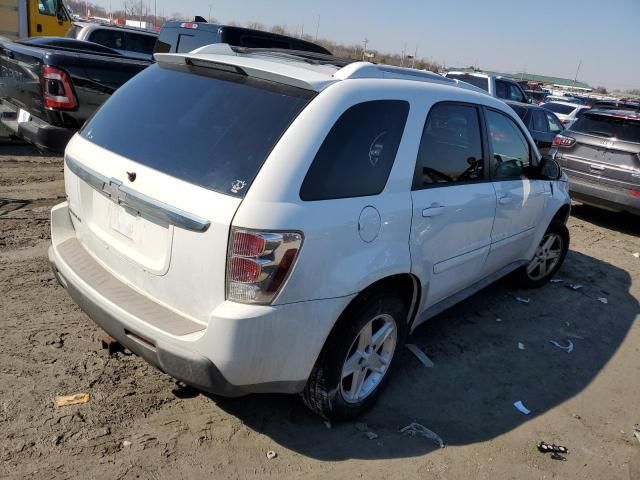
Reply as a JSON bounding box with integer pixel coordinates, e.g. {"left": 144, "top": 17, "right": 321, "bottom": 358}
{"left": 247, "top": 21, "right": 265, "bottom": 30}
{"left": 270, "top": 24, "right": 287, "bottom": 35}
{"left": 122, "top": 0, "right": 142, "bottom": 18}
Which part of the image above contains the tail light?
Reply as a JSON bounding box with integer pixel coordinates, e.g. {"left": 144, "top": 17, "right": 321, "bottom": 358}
{"left": 180, "top": 22, "right": 198, "bottom": 29}
{"left": 41, "top": 66, "right": 77, "bottom": 110}
{"left": 552, "top": 134, "right": 576, "bottom": 148}
{"left": 226, "top": 228, "right": 303, "bottom": 304}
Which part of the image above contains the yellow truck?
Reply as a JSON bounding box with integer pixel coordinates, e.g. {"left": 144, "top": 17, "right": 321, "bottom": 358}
{"left": 0, "top": 0, "right": 71, "bottom": 40}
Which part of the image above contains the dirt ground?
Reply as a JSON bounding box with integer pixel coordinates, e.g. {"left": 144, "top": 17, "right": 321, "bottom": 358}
{"left": 1, "top": 143, "right": 639, "bottom": 480}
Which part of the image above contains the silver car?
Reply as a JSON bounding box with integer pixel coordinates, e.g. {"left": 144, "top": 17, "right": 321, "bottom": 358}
{"left": 66, "top": 22, "right": 157, "bottom": 61}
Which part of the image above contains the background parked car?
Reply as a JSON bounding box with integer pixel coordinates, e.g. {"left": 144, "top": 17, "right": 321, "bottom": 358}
{"left": 153, "top": 21, "right": 332, "bottom": 55}
{"left": 526, "top": 90, "right": 549, "bottom": 105}
{"left": 444, "top": 71, "right": 530, "bottom": 103}
{"left": 541, "top": 101, "right": 590, "bottom": 128}
{"left": 551, "top": 109, "right": 640, "bottom": 215}
{"left": 506, "top": 100, "right": 564, "bottom": 155}
{"left": 66, "top": 21, "right": 158, "bottom": 60}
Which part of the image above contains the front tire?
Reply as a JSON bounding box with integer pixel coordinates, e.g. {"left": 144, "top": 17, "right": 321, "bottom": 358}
{"left": 517, "top": 221, "right": 569, "bottom": 288}
{"left": 302, "top": 291, "right": 408, "bottom": 421}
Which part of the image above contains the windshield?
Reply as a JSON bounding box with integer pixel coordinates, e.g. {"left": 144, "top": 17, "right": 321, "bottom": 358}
{"left": 570, "top": 113, "right": 640, "bottom": 143}
{"left": 445, "top": 73, "right": 489, "bottom": 91}
{"left": 542, "top": 103, "right": 576, "bottom": 115}
{"left": 81, "top": 63, "right": 314, "bottom": 197}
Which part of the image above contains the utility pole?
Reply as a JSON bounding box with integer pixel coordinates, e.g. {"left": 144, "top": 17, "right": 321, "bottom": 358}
{"left": 315, "top": 14, "right": 320, "bottom": 41}
{"left": 208, "top": 4, "right": 212, "bottom": 23}
{"left": 573, "top": 58, "right": 582, "bottom": 86}
{"left": 154, "top": 0, "right": 156, "bottom": 27}
{"left": 401, "top": 42, "right": 406, "bottom": 66}
{"left": 411, "top": 45, "right": 418, "bottom": 68}
{"left": 139, "top": 0, "right": 142, "bottom": 25}
{"left": 362, "top": 38, "right": 368, "bottom": 61}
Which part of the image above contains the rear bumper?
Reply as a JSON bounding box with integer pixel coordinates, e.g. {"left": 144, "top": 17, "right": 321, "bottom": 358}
{"left": 0, "top": 100, "right": 75, "bottom": 153}
{"left": 49, "top": 202, "right": 350, "bottom": 396}
{"left": 568, "top": 175, "right": 640, "bottom": 215}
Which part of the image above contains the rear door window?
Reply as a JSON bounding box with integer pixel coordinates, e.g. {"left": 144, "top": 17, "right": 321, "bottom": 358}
{"left": 88, "top": 28, "right": 124, "bottom": 50}
{"left": 486, "top": 109, "right": 532, "bottom": 179}
{"left": 413, "top": 103, "right": 484, "bottom": 188}
{"left": 80, "top": 63, "right": 315, "bottom": 197}
{"left": 532, "top": 110, "right": 548, "bottom": 132}
{"left": 300, "top": 101, "right": 409, "bottom": 201}
{"left": 495, "top": 80, "right": 509, "bottom": 99}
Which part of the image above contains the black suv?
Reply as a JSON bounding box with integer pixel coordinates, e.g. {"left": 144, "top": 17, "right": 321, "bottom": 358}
{"left": 550, "top": 109, "right": 640, "bottom": 215}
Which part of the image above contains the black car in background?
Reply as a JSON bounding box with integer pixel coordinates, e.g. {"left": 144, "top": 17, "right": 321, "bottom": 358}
{"left": 505, "top": 100, "right": 565, "bottom": 155}
{"left": 551, "top": 109, "right": 640, "bottom": 215}
{"left": 154, "top": 21, "right": 332, "bottom": 55}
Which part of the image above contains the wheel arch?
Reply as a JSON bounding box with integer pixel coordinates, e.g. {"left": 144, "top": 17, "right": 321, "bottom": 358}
{"left": 551, "top": 203, "right": 571, "bottom": 225}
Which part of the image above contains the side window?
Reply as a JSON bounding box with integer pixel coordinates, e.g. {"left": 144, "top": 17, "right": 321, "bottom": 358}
{"left": 38, "top": 0, "right": 56, "bottom": 15}
{"left": 486, "top": 109, "right": 531, "bottom": 179}
{"left": 125, "top": 33, "right": 157, "bottom": 54}
{"left": 89, "top": 29, "right": 124, "bottom": 50}
{"left": 532, "top": 110, "right": 548, "bottom": 132}
{"left": 576, "top": 107, "right": 590, "bottom": 118}
{"left": 495, "top": 80, "right": 508, "bottom": 99}
{"left": 300, "top": 101, "right": 409, "bottom": 201}
{"left": 413, "top": 103, "right": 484, "bottom": 189}
{"left": 508, "top": 84, "right": 526, "bottom": 102}
{"left": 546, "top": 112, "right": 563, "bottom": 133}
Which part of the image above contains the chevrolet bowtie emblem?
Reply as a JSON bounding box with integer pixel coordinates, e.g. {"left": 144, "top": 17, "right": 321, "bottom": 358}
{"left": 102, "top": 178, "right": 126, "bottom": 204}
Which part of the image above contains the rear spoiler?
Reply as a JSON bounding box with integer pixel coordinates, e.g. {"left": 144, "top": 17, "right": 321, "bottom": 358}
{"left": 154, "top": 46, "right": 336, "bottom": 91}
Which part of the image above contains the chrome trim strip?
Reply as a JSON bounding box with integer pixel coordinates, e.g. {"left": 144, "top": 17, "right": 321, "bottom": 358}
{"left": 65, "top": 156, "right": 211, "bottom": 232}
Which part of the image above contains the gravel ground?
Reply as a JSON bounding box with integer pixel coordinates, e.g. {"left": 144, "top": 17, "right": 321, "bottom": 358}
{"left": 1, "top": 144, "right": 639, "bottom": 479}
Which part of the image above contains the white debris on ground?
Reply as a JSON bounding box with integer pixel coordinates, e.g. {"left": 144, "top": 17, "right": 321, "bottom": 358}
{"left": 513, "top": 401, "right": 532, "bottom": 415}
{"left": 399, "top": 422, "right": 445, "bottom": 448}
{"left": 405, "top": 344, "right": 435, "bottom": 367}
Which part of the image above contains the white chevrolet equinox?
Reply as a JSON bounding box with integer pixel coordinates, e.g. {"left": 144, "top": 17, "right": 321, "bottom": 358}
{"left": 49, "top": 45, "right": 571, "bottom": 420}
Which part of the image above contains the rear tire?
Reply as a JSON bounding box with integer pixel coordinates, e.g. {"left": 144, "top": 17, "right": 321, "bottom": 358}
{"left": 516, "top": 221, "right": 569, "bottom": 288}
{"left": 302, "top": 291, "right": 408, "bottom": 421}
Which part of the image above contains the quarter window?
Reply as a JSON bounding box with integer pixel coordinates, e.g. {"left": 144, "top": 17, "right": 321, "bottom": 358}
{"left": 508, "top": 84, "right": 525, "bottom": 102}
{"left": 486, "top": 109, "right": 531, "bottom": 179}
{"left": 413, "top": 103, "right": 484, "bottom": 189}
{"left": 495, "top": 80, "right": 509, "bottom": 99}
{"left": 545, "top": 112, "right": 563, "bottom": 133}
{"left": 300, "top": 101, "right": 409, "bottom": 201}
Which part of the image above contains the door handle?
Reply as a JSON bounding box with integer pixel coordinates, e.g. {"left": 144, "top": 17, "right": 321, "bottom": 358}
{"left": 498, "top": 195, "right": 513, "bottom": 205}
{"left": 422, "top": 205, "right": 445, "bottom": 217}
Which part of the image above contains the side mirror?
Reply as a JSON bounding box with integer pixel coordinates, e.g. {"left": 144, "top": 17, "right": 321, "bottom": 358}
{"left": 538, "top": 155, "right": 562, "bottom": 180}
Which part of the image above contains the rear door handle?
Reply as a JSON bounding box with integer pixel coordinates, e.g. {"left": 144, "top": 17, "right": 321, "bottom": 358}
{"left": 498, "top": 195, "right": 513, "bottom": 205}
{"left": 422, "top": 206, "right": 445, "bottom": 217}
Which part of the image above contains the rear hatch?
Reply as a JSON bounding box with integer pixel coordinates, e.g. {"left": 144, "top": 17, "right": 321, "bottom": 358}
{"left": 557, "top": 110, "right": 640, "bottom": 189}
{"left": 64, "top": 60, "right": 314, "bottom": 323}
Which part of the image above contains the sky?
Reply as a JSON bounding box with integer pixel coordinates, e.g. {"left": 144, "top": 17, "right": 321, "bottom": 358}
{"left": 96, "top": 0, "right": 640, "bottom": 90}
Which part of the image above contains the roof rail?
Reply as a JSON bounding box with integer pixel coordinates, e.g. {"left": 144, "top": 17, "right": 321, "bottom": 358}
{"left": 334, "top": 62, "right": 491, "bottom": 95}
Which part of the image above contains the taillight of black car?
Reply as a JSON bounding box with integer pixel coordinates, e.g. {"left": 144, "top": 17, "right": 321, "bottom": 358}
{"left": 41, "top": 66, "right": 78, "bottom": 110}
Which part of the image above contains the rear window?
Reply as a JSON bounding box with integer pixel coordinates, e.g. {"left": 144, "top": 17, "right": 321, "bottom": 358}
{"left": 571, "top": 113, "right": 640, "bottom": 143}
{"left": 154, "top": 27, "right": 221, "bottom": 54}
{"left": 542, "top": 103, "right": 576, "bottom": 115}
{"left": 445, "top": 74, "right": 489, "bottom": 92}
{"left": 81, "top": 63, "right": 314, "bottom": 197}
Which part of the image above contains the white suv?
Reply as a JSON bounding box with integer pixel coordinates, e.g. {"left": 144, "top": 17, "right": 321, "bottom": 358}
{"left": 49, "top": 46, "right": 571, "bottom": 420}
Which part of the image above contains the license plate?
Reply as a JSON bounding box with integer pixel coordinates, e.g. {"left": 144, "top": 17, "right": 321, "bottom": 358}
{"left": 17, "top": 109, "right": 30, "bottom": 124}
{"left": 109, "top": 204, "right": 137, "bottom": 239}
